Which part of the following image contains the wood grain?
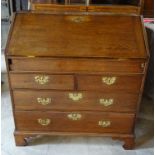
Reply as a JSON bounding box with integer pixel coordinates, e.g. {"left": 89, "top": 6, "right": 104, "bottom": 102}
{"left": 7, "top": 13, "right": 147, "bottom": 59}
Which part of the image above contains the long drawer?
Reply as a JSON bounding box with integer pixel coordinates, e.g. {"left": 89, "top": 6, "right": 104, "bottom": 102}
{"left": 13, "top": 90, "right": 139, "bottom": 112}
{"left": 10, "top": 58, "right": 145, "bottom": 73}
{"left": 10, "top": 73, "right": 74, "bottom": 90}
{"left": 15, "top": 111, "right": 135, "bottom": 134}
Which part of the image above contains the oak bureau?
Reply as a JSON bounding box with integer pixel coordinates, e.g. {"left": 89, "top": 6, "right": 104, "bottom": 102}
{"left": 5, "top": 12, "right": 149, "bottom": 149}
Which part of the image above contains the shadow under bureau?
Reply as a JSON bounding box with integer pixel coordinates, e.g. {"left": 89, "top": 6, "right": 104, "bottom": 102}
{"left": 5, "top": 12, "right": 149, "bottom": 149}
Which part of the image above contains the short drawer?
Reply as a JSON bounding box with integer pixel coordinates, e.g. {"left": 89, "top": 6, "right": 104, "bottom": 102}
{"left": 77, "top": 75, "right": 142, "bottom": 93}
{"left": 15, "top": 111, "right": 135, "bottom": 134}
{"left": 13, "top": 90, "right": 138, "bottom": 112}
{"left": 10, "top": 73, "right": 74, "bottom": 90}
{"left": 10, "top": 58, "right": 145, "bottom": 74}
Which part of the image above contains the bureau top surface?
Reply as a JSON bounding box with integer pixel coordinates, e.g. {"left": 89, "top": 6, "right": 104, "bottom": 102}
{"left": 6, "top": 13, "right": 148, "bottom": 58}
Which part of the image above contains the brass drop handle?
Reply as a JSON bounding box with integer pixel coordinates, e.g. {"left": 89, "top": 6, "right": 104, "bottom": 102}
{"left": 98, "top": 120, "right": 111, "bottom": 128}
{"left": 37, "top": 118, "right": 51, "bottom": 126}
{"left": 99, "top": 98, "right": 114, "bottom": 107}
{"left": 67, "top": 113, "right": 82, "bottom": 121}
{"left": 102, "top": 77, "right": 116, "bottom": 85}
{"left": 37, "top": 97, "right": 51, "bottom": 105}
{"left": 69, "top": 93, "right": 83, "bottom": 101}
{"left": 34, "top": 75, "right": 49, "bottom": 85}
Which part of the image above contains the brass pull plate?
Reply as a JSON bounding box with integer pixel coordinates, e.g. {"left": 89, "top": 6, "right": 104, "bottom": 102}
{"left": 99, "top": 98, "right": 114, "bottom": 107}
{"left": 38, "top": 118, "right": 51, "bottom": 126}
{"left": 67, "top": 113, "right": 82, "bottom": 121}
{"left": 34, "top": 75, "right": 49, "bottom": 85}
{"left": 37, "top": 97, "right": 51, "bottom": 105}
{"left": 69, "top": 93, "right": 83, "bottom": 101}
{"left": 102, "top": 77, "right": 116, "bottom": 85}
{"left": 98, "top": 120, "right": 111, "bottom": 128}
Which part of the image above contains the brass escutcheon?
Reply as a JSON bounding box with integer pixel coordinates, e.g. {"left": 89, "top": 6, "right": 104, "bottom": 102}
{"left": 66, "top": 16, "right": 90, "bottom": 23}
{"left": 69, "top": 93, "right": 83, "bottom": 101}
{"left": 99, "top": 98, "right": 114, "bottom": 107}
{"left": 37, "top": 97, "right": 51, "bottom": 105}
{"left": 71, "top": 16, "right": 85, "bottom": 23}
{"left": 37, "top": 118, "right": 51, "bottom": 126}
{"left": 67, "top": 113, "right": 82, "bottom": 121}
{"left": 98, "top": 120, "right": 111, "bottom": 128}
{"left": 34, "top": 75, "right": 49, "bottom": 85}
{"left": 102, "top": 77, "right": 116, "bottom": 85}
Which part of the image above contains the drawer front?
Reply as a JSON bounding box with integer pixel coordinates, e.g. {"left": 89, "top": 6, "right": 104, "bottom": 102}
{"left": 13, "top": 90, "right": 138, "bottom": 112}
{"left": 31, "top": 4, "right": 86, "bottom": 12}
{"left": 10, "top": 73, "right": 74, "bottom": 90}
{"left": 87, "top": 6, "right": 139, "bottom": 14}
{"left": 10, "top": 58, "right": 145, "bottom": 73}
{"left": 15, "top": 111, "right": 135, "bottom": 134}
{"left": 77, "top": 75, "right": 142, "bottom": 93}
